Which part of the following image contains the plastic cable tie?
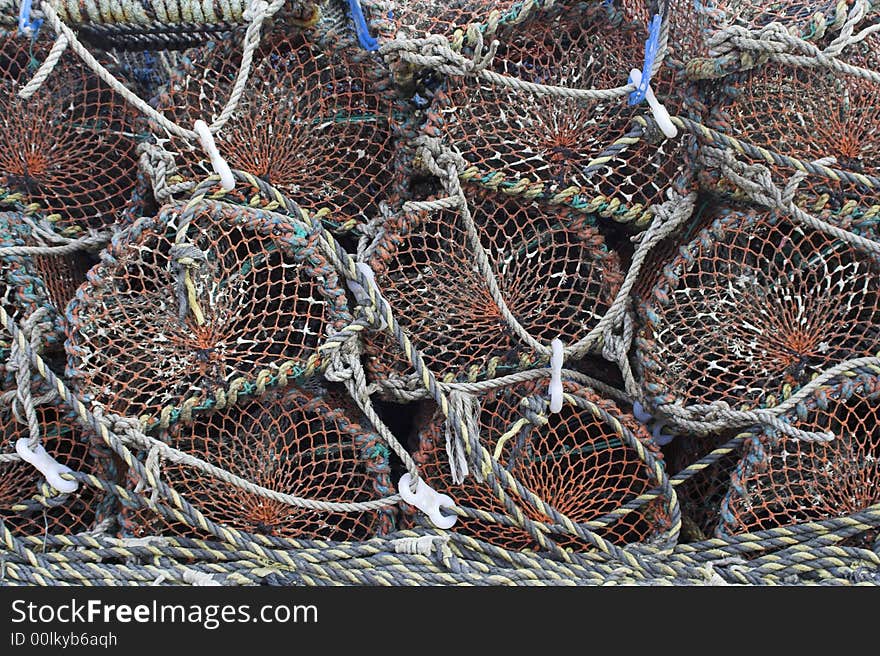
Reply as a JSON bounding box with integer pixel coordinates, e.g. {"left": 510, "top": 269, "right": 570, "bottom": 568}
{"left": 632, "top": 401, "right": 676, "bottom": 445}
{"left": 348, "top": 0, "right": 379, "bottom": 51}
{"left": 549, "top": 337, "right": 564, "bottom": 413}
{"left": 15, "top": 438, "right": 78, "bottom": 494}
{"left": 632, "top": 400, "right": 651, "bottom": 423}
{"left": 628, "top": 68, "right": 677, "bottom": 139}
{"left": 193, "top": 120, "right": 235, "bottom": 191}
{"left": 398, "top": 473, "right": 457, "bottom": 529}
{"left": 629, "top": 14, "right": 661, "bottom": 105}
{"left": 18, "top": 0, "right": 43, "bottom": 38}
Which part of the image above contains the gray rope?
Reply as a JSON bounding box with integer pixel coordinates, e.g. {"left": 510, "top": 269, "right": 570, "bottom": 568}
{"left": 8, "top": 309, "right": 50, "bottom": 451}
{"left": 17, "top": 33, "right": 69, "bottom": 100}
{"left": 0, "top": 232, "right": 110, "bottom": 256}
{"left": 703, "top": 147, "right": 880, "bottom": 257}
{"left": 445, "top": 390, "right": 478, "bottom": 484}
{"left": 29, "top": 0, "right": 282, "bottom": 146}
{"left": 324, "top": 339, "right": 422, "bottom": 490}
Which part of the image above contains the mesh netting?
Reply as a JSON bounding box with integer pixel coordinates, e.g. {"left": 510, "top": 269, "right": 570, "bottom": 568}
{"left": 409, "top": 379, "right": 671, "bottom": 550}
{"left": 662, "top": 0, "right": 852, "bottom": 63}
{"left": 367, "top": 0, "right": 556, "bottom": 44}
{"left": 152, "top": 28, "right": 404, "bottom": 229}
{"left": 636, "top": 203, "right": 880, "bottom": 411}
{"left": 0, "top": 212, "right": 59, "bottom": 364}
{"left": 719, "top": 374, "right": 880, "bottom": 540}
{"left": 65, "top": 201, "right": 350, "bottom": 428}
{"left": 122, "top": 386, "right": 395, "bottom": 541}
{"left": 703, "top": 34, "right": 880, "bottom": 207}
{"left": 421, "top": 1, "right": 691, "bottom": 225}
{"left": 1, "top": 401, "right": 107, "bottom": 537}
{"left": 0, "top": 29, "right": 141, "bottom": 231}
{"left": 3, "top": 0, "right": 880, "bottom": 586}
{"left": 365, "top": 186, "right": 622, "bottom": 385}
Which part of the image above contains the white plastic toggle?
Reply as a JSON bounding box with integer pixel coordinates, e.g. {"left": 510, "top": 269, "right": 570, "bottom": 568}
{"left": 628, "top": 69, "right": 678, "bottom": 139}
{"left": 193, "top": 120, "right": 235, "bottom": 191}
{"left": 398, "top": 473, "right": 458, "bottom": 529}
{"left": 549, "top": 337, "right": 564, "bottom": 413}
{"left": 15, "top": 439, "right": 78, "bottom": 494}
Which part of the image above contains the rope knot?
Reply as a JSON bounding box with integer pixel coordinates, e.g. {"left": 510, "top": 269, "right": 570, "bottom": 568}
{"left": 170, "top": 242, "right": 209, "bottom": 326}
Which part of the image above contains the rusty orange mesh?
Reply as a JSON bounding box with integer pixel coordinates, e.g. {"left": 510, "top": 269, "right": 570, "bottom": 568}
{"left": 719, "top": 374, "right": 880, "bottom": 541}
{"left": 64, "top": 201, "right": 351, "bottom": 429}
{"left": 0, "top": 402, "right": 106, "bottom": 537}
{"left": 121, "top": 387, "right": 395, "bottom": 541}
{"left": 659, "top": 0, "right": 850, "bottom": 64}
{"left": 0, "top": 29, "right": 141, "bottom": 231}
{"left": 421, "top": 2, "right": 691, "bottom": 224}
{"left": 152, "top": 28, "right": 402, "bottom": 230}
{"left": 364, "top": 186, "right": 622, "bottom": 385}
{"left": 408, "top": 379, "right": 670, "bottom": 550}
{"left": 635, "top": 203, "right": 880, "bottom": 412}
{"left": 706, "top": 36, "right": 880, "bottom": 208}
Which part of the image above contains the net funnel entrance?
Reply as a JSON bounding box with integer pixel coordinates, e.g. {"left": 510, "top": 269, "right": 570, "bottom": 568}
{"left": 635, "top": 204, "right": 880, "bottom": 413}
{"left": 64, "top": 201, "right": 351, "bottom": 429}
{"left": 0, "top": 28, "right": 141, "bottom": 232}
{"left": 421, "top": 2, "right": 691, "bottom": 226}
{"left": 409, "top": 379, "right": 672, "bottom": 551}
{"left": 719, "top": 374, "right": 880, "bottom": 542}
{"left": 152, "top": 28, "right": 404, "bottom": 230}
{"left": 703, "top": 35, "right": 880, "bottom": 210}
{"left": 121, "top": 387, "right": 395, "bottom": 542}
{"left": 364, "top": 186, "right": 622, "bottom": 386}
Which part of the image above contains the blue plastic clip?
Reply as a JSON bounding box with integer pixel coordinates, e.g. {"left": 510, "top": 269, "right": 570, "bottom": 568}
{"left": 628, "top": 13, "right": 662, "bottom": 106}
{"left": 18, "top": 0, "right": 43, "bottom": 37}
{"left": 347, "top": 0, "right": 379, "bottom": 52}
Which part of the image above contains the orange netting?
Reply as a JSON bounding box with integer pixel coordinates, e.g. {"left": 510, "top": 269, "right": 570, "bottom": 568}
{"left": 719, "top": 374, "right": 880, "bottom": 540}
{"left": 364, "top": 186, "right": 622, "bottom": 385}
{"left": 153, "top": 28, "right": 403, "bottom": 229}
{"left": 659, "top": 0, "right": 851, "bottom": 63}
{"left": 408, "top": 379, "right": 671, "bottom": 550}
{"left": 635, "top": 203, "right": 880, "bottom": 411}
{"left": 121, "top": 387, "right": 395, "bottom": 541}
{"left": 1, "top": 402, "right": 106, "bottom": 538}
{"left": 421, "top": 1, "right": 690, "bottom": 222}
{"left": 706, "top": 35, "right": 880, "bottom": 207}
{"left": 0, "top": 29, "right": 141, "bottom": 231}
{"left": 64, "top": 201, "right": 350, "bottom": 428}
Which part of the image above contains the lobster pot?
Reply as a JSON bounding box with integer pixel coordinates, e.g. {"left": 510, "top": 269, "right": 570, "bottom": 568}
{"left": 635, "top": 203, "right": 880, "bottom": 414}
{"left": 0, "top": 211, "right": 98, "bottom": 348}
{"left": 0, "top": 28, "right": 142, "bottom": 231}
{"left": 719, "top": 373, "right": 880, "bottom": 545}
{"left": 420, "top": 1, "right": 692, "bottom": 228}
{"left": 121, "top": 386, "right": 395, "bottom": 541}
{"left": 364, "top": 186, "right": 622, "bottom": 387}
{"left": 408, "top": 379, "right": 672, "bottom": 551}
{"left": 64, "top": 200, "right": 351, "bottom": 429}
{"left": 151, "top": 24, "right": 408, "bottom": 231}
{"left": 697, "top": 31, "right": 880, "bottom": 211}
{"left": 658, "top": 0, "right": 856, "bottom": 66}
{"left": 0, "top": 402, "right": 112, "bottom": 538}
